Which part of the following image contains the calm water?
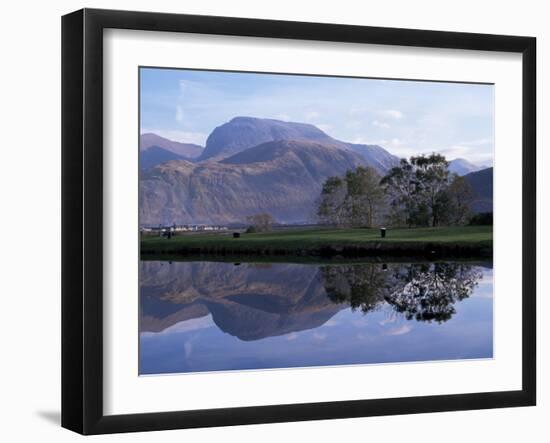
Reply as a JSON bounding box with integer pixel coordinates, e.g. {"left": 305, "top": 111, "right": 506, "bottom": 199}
{"left": 139, "top": 260, "right": 493, "bottom": 375}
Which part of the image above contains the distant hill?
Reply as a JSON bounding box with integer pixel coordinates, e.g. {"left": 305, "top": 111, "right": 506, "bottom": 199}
{"left": 140, "top": 146, "right": 186, "bottom": 170}
{"left": 464, "top": 167, "right": 493, "bottom": 213}
{"left": 140, "top": 133, "right": 203, "bottom": 158}
{"left": 140, "top": 139, "right": 368, "bottom": 225}
{"left": 449, "top": 158, "right": 486, "bottom": 176}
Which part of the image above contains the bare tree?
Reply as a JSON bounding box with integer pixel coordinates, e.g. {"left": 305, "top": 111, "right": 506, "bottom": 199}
{"left": 246, "top": 213, "right": 275, "bottom": 232}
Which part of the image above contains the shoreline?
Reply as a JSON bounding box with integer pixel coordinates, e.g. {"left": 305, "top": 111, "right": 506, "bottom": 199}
{"left": 140, "top": 244, "right": 492, "bottom": 259}
{"left": 140, "top": 226, "right": 493, "bottom": 259}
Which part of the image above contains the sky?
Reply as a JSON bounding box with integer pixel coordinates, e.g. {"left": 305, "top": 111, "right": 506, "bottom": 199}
{"left": 140, "top": 67, "right": 494, "bottom": 165}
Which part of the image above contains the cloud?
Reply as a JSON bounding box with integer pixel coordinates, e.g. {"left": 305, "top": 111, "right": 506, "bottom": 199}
{"left": 379, "top": 109, "right": 404, "bottom": 119}
{"left": 305, "top": 110, "right": 321, "bottom": 121}
{"left": 317, "top": 124, "right": 333, "bottom": 133}
{"left": 184, "top": 341, "right": 193, "bottom": 357}
{"left": 472, "top": 289, "right": 494, "bottom": 299}
{"left": 353, "top": 137, "right": 405, "bottom": 148}
{"left": 438, "top": 144, "right": 494, "bottom": 165}
{"left": 286, "top": 332, "right": 299, "bottom": 341}
{"left": 346, "top": 120, "right": 362, "bottom": 129}
{"left": 458, "top": 137, "right": 494, "bottom": 146}
{"left": 323, "top": 319, "right": 339, "bottom": 327}
{"left": 175, "top": 105, "right": 184, "bottom": 122}
{"left": 179, "top": 79, "right": 205, "bottom": 94}
{"left": 312, "top": 332, "right": 328, "bottom": 341}
{"left": 141, "top": 315, "right": 214, "bottom": 336}
{"left": 378, "top": 317, "right": 396, "bottom": 326}
{"left": 385, "top": 324, "right": 412, "bottom": 336}
{"left": 141, "top": 128, "right": 208, "bottom": 146}
{"left": 275, "top": 113, "right": 291, "bottom": 121}
{"left": 472, "top": 271, "right": 494, "bottom": 298}
{"left": 348, "top": 107, "right": 367, "bottom": 116}
{"left": 372, "top": 120, "right": 391, "bottom": 129}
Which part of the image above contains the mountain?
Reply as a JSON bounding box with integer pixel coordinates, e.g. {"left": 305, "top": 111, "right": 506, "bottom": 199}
{"left": 198, "top": 116, "right": 399, "bottom": 170}
{"left": 464, "top": 167, "right": 493, "bottom": 213}
{"left": 140, "top": 133, "right": 203, "bottom": 158}
{"left": 449, "top": 158, "right": 485, "bottom": 176}
{"left": 140, "top": 117, "right": 402, "bottom": 225}
{"left": 198, "top": 116, "right": 341, "bottom": 161}
{"left": 140, "top": 146, "right": 186, "bottom": 170}
{"left": 140, "top": 139, "right": 368, "bottom": 225}
{"left": 139, "top": 261, "right": 343, "bottom": 340}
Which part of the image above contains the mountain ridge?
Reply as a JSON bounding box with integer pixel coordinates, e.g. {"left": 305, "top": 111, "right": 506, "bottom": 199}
{"left": 449, "top": 158, "right": 487, "bottom": 176}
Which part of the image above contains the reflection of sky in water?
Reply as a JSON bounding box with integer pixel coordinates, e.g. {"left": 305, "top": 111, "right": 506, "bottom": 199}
{"left": 140, "top": 262, "right": 493, "bottom": 375}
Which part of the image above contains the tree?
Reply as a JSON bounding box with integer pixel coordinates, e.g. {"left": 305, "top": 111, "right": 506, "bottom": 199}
{"left": 316, "top": 176, "right": 347, "bottom": 226}
{"left": 382, "top": 154, "right": 458, "bottom": 227}
{"left": 317, "top": 167, "right": 386, "bottom": 228}
{"left": 246, "top": 213, "right": 275, "bottom": 232}
{"left": 411, "top": 153, "right": 451, "bottom": 227}
{"left": 381, "top": 158, "right": 420, "bottom": 227}
{"left": 446, "top": 175, "right": 475, "bottom": 225}
{"left": 344, "top": 167, "right": 386, "bottom": 227}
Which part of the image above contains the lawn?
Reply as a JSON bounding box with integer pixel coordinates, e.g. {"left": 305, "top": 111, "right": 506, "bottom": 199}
{"left": 140, "top": 226, "right": 492, "bottom": 257}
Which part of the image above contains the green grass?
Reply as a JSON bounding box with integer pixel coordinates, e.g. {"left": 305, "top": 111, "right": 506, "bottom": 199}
{"left": 140, "top": 226, "right": 492, "bottom": 257}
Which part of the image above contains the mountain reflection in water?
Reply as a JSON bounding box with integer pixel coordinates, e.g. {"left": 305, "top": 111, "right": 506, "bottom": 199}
{"left": 140, "top": 260, "right": 493, "bottom": 375}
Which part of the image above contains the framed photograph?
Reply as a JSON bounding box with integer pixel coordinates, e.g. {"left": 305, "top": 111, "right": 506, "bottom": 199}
{"left": 62, "top": 8, "right": 536, "bottom": 435}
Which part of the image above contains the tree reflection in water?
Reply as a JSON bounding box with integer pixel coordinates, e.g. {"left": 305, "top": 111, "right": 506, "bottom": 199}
{"left": 321, "top": 262, "right": 483, "bottom": 323}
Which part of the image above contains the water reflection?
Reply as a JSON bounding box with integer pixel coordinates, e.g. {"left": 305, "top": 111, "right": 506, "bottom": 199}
{"left": 322, "top": 263, "right": 483, "bottom": 322}
{"left": 140, "top": 260, "right": 493, "bottom": 374}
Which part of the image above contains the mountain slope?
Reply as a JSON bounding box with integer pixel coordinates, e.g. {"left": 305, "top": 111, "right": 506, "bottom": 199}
{"left": 346, "top": 143, "right": 400, "bottom": 172}
{"left": 449, "top": 158, "right": 485, "bottom": 176}
{"left": 464, "top": 167, "right": 493, "bottom": 213}
{"left": 140, "top": 139, "right": 368, "bottom": 225}
{"left": 140, "top": 133, "right": 203, "bottom": 158}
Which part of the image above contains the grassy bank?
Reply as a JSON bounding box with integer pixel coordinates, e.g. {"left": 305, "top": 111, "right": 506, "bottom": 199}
{"left": 140, "top": 226, "right": 493, "bottom": 258}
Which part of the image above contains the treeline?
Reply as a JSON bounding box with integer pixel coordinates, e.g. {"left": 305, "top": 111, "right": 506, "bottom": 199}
{"left": 317, "top": 153, "right": 478, "bottom": 228}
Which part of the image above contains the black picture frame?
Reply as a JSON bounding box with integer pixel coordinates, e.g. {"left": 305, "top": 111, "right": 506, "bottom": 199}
{"left": 62, "top": 8, "right": 536, "bottom": 435}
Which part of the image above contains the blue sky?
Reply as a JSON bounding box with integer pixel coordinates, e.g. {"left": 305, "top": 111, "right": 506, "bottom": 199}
{"left": 140, "top": 68, "right": 494, "bottom": 165}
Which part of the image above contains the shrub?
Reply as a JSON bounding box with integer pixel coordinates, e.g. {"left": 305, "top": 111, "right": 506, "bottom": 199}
{"left": 469, "top": 212, "right": 493, "bottom": 225}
